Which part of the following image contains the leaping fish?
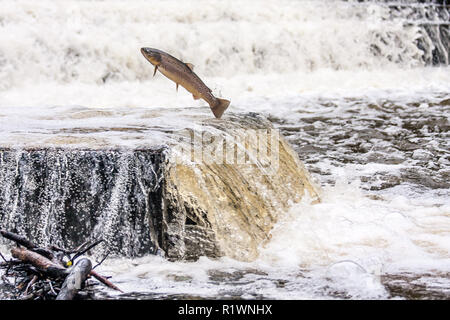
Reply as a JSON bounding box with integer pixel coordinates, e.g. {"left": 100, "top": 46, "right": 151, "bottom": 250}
{"left": 141, "top": 47, "right": 230, "bottom": 119}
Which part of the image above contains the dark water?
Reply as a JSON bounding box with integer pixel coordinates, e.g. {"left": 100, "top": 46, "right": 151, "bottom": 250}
{"left": 272, "top": 93, "right": 450, "bottom": 192}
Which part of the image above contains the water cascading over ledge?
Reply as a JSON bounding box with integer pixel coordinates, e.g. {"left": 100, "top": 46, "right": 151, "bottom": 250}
{"left": 0, "top": 109, "right": 320, "bottom": 261}
{"left": 362, "top": 0, "right": 449, "bottom": 65}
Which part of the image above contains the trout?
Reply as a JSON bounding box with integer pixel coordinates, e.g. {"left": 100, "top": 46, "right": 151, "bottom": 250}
{"left": 141, "top": 47, "right": 230, "bottom": 118}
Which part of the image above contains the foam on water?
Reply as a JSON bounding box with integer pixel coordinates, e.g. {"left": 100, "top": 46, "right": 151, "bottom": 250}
{"left": 1, "top": 0, "right": 449, "bottom": 110}
{"left": 261, "top": 181, "right": 450, "bottom": 271}
{"left": 0, "top": 0, "right": 427, "bottom": 87}
{"left": 2, "top": 67, "right": 450, "bottom": 109}
{"left": 95, "top": 180, "right": 449, "bottom": 299}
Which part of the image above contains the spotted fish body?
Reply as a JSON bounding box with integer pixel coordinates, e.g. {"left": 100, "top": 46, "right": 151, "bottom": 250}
{"left": 141, "top": 48, "right": 230, "bottom": 119}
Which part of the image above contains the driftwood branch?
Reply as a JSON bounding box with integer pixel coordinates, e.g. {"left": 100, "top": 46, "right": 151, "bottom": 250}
{"left": 11, "top": 247, "right": 68, "bottom": 278}
{"left": 50, "top": 240, "right": 90, "bottom": 255}
{"left": 70, "top": 239, "right": 104, "bottom": 264}
{"left": 93, "top": 252, "right": 110, "bottom": 270}
{"left": 1, "top": 230, "right": 123, "bottom": 299}
{"left": 24, "top": 275, "right": 38, "bottom": 295}
{"left": 56, "top": 258, "right": 92, "bottom": 300}
{"left": 90, "top": 270, "right": 123, "bottom": 293}
{"left": 0, "top": 230, "right": 37, "bottom": 249}
{"left": 1, "top": 230, "right": 59, "bottom": 264}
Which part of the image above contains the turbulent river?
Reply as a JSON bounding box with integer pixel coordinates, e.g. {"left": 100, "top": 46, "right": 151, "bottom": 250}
{"left": 0, "top": 0, "right": 449, "bottom": 299}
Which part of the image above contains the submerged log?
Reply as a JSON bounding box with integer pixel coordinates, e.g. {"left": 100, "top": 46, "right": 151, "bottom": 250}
{"left": 56, "top": 258, "right": 92, "bottom": 300}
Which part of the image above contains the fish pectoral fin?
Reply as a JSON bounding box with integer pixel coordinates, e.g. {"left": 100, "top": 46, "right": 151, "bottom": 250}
{"left": 176, "top": 83, "right": 179, "bottom": 91}
{"left": 153, "top": 65, "right": 158, "bottom": 77}
{"left": 192, "top": 93, "right": 201, "bottom": 100}
{"left": 185, "top": 63, "right": 194, "bottom": 71}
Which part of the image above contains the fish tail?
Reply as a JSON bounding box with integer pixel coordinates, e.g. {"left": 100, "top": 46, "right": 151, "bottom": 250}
{"left": 211, "top": 98, "right": 230, "bottom": 119}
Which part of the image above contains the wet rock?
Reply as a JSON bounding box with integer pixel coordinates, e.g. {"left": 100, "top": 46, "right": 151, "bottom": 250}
{"left": 412, "top": 149, "right": 434, "bottom": 161}
{"left": 400, "top": 168, "right": 450, "bottom": 189}
{"left": 0, "top": 112, "right": 320, "bottom": 262}
{"left": 164, "top": 113, "right": 321, "bottom": 261}
{"left": 366, "top": 152, "right": 405, "bottom": 165}
{"left": 0, "top": 148, "right": 164, "bottom": 257}
{"left": 393, "top": 139, "right": 419, "bottom": 152}
{"left": 382, "top": 272, "right": 450, "bottom": 300}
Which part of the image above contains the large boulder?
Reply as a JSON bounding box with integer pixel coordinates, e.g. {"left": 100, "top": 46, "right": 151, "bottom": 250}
{"left": 0, "top": 108, "right": 320, "bottom": 261}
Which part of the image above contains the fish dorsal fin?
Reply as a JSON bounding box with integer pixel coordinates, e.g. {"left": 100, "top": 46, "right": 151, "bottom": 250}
{"left": 185, "top": 63, "right": 194, "bottom": 71}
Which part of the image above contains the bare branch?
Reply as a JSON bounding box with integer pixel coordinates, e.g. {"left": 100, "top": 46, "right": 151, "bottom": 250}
{"left": 92, "top": 252, "right": 110, "bottom": 270}
{"left": 90, "top": 270, "right": 123, "bottom": 293}
{"left": 70, "top": 239, "right": 104, "bottom": 264}
{"left": 0, "top": 230, "right": 37, "bottom": 249}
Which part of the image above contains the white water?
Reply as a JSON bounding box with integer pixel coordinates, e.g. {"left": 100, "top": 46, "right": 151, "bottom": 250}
{"left": 0, "top": 0, "right": 449, "bottom": 299}
{"left": 94, "top": 182, "right": 449, "bottom": 299}
{"left": 1, "top": 0, "right": 449, "bottom": 108}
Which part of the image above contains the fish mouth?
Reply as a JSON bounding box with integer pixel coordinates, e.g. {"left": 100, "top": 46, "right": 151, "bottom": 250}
{"left": 140, "top": 47, "right": 151, "bottom": 56}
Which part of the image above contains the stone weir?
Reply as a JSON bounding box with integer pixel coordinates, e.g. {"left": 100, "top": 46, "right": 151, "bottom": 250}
{"left": 0, "top": 107, "right": 320, "bottom": 261}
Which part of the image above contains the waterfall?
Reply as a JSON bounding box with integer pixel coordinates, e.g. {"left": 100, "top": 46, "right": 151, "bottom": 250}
{"left": 0, "top": 148, "right": 166, "bottom": 257}
{"left": 0, "top": 0, "right": 448, "bottom": 91}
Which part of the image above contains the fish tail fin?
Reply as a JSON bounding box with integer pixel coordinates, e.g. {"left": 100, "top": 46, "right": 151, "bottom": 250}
{"left": 211, "top": 98, "right": 230, "bottom": 119}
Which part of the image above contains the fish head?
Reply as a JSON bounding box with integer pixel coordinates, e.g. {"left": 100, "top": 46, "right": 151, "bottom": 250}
{"left": 141, "top": 47, "right": 162, "bottom": 66}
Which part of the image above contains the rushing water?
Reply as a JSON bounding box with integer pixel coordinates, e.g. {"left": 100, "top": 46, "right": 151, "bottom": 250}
{"left": 0, "top": 0, "right": 449, "bottom": 299}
